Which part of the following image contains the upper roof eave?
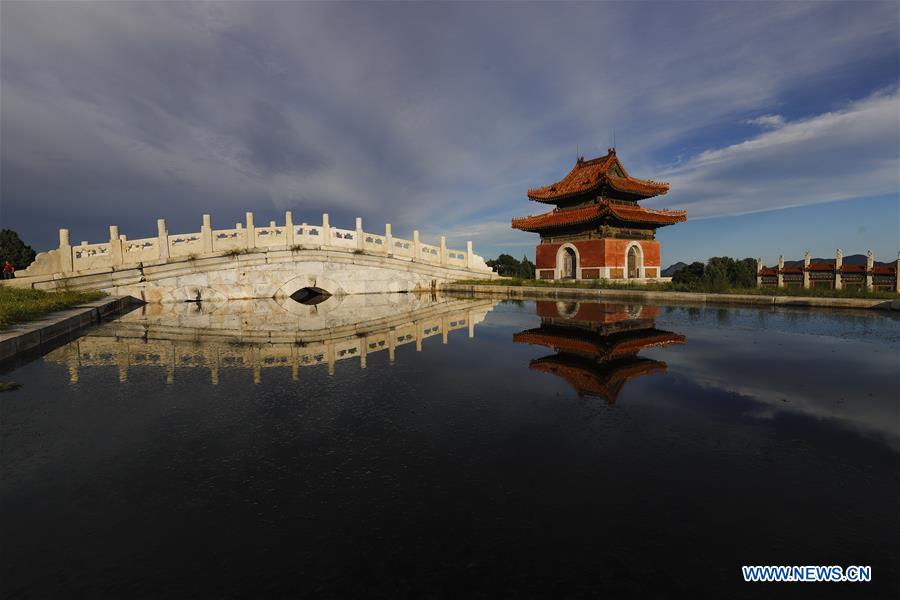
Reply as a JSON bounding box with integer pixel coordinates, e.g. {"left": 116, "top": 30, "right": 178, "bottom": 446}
{"left": 511, "top": 200, "right": 687, "bottom": 233}
{"left": 526, "top": 152, "right": 669, "bottom": 202}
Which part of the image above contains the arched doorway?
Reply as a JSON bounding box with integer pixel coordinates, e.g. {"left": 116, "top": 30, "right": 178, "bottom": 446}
{"left": 559, "top": 247, "right": 577, "bottom": 279}
{"left": 627, "top": 245, "right": 642, "bottom": 279}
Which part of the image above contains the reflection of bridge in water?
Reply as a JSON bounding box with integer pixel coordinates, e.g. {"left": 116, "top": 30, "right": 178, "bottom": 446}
{"left": 514, "top": 301, "right": 685, "bottom": 402}
{"left": 45, "top": 293, "right": 498, "bottom": 384}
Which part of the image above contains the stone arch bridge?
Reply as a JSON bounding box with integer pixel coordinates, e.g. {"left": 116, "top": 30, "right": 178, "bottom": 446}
{"left": 8, "top": 211, "right": 495, "bottom": 303}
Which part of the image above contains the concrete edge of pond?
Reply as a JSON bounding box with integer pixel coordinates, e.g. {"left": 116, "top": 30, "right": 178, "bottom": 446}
{"left": 441, "top": 283, "right": 900, "bottom": 311}
{"left": 0, "top": 296, "right": 144, "bottom": 363}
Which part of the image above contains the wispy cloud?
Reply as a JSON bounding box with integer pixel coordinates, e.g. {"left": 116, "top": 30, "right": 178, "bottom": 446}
{"left": 746, "top": 114, "right": 785, "bottom": 129}
{"left": 654, "top": 89, "right": 900, "bottom": 219}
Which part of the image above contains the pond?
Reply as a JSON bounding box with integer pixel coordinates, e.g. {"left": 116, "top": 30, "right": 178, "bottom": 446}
{"left": 1, "top": 294, "right": 898, "bottom": 597}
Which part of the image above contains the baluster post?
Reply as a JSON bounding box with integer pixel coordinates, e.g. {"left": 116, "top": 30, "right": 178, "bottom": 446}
{"left": 157, "top": 219, "right": 169, "bottom": 259}
{"left": 201, "top": 214, "right": 213, "bottom": 253}
{"left": 776, "top": 254, "right": 784, "bottom": 288}
{"left": 834, "top": 249, "right": 843, "bottom": 290}
{"left": 802, "top": 251, "right": 811, "bottom": 289}
{"left": 865, "top": 250, "right": 874, "bottom": 291}
{"left": 895, "top": 252, "right": 900, "bottom": 293}
{"left": 285, "top": 211, "right": 294, "bottom": 247}
{"left": 245, "top": 212, "right": 255, "bottom": 249}
{"left": 322, "top": 213, "right": 330, "bottom": 248}
{"left": 59, "top": 228, "right": 73, "bottom": 272}
{"left": 109, "top": 225, "right": 123, "bottom": 266}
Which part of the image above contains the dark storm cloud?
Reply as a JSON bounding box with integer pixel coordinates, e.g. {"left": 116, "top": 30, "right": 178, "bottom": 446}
{"left": 1, "top": 1, "right": 897, "bottom": 256}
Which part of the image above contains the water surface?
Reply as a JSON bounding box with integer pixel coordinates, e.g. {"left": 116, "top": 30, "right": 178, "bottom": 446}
{"left": 2, "top": 295, "right": 898, "bottom": 598}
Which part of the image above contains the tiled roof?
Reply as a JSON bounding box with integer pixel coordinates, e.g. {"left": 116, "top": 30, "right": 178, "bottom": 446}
{"left": 873, "top": 265, "right": 896, "bottom": 274}
{"left": 527, "top": 151, "right": 669, "bottom": 202}
{"left": 606, "top": 174, "right": 670, "bottom": 197}
{"left": 511, "top": 199, "right": 686, "bottom": 232}
{"left": 513, "top": 327, "right": 684, "bottom": 360}
{"left": 512, "top": 204, "right": 603, "bottom": 231}
{"left": 529, "top": 355, "right": 667, "bottom": 402}
{"left": 607, "top": 202, "right": 686, "bottom": 224}
{"left": 807, "top": 262, "right": 835, "bottom": 271}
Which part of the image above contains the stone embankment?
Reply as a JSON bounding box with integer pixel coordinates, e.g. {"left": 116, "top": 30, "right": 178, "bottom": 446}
{"left": 441, "top": 283, "right": 900, "bottom": 311}
{"left": 0, "top": 296, "right": 142, "bottom": 362}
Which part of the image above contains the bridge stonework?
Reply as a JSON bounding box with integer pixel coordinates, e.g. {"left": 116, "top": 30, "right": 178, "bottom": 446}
{"left": 10, "top": 212, "right": 495, "bottom": 302}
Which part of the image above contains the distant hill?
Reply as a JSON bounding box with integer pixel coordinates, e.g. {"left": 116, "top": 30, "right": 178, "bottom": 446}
{"left": 782, "top": 254, "right": 892, "bottom": 267}
{"left": 661, "top": 262, "right": 688, "bottom": 277}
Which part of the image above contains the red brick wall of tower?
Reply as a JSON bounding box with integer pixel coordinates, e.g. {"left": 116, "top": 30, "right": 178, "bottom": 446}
{"left": 535, "top": 239, "right": 661, "bottom": 270}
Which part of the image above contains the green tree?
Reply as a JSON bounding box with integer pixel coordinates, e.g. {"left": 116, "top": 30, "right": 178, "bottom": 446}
{"left": 672, "top": 261, "right": 705, "bottom": 285}
{"left": 730, "top": 258, "right": 758, "bottom": 288}
{"left": 0, "top": 230, "right": 36, "bottom": 271}
{"left": 704, "top": 256, "right": 735, "bottom": 291}
{"left": 485, "top": 254, "right": 536, "bottom": 278}
{"left": 486, "top": 254, "right": 520, "bottom": 277}
{"left": 518, "top": 255, "right": 535, "bottom": 279}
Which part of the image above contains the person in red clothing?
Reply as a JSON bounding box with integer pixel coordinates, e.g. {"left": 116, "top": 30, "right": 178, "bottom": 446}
{"left": 2, "top": 261, "right": 14, "bottom": 279}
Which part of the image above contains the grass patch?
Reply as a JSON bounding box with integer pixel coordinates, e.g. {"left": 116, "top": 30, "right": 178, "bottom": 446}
{"left": 453, "top": 277, "right": 899, "bottom": 300}
{"left": 0, "top": 381, "right": 22, "bottom": 392}
{"left": 0, "top": 287, "right": 106, "bottom": 329}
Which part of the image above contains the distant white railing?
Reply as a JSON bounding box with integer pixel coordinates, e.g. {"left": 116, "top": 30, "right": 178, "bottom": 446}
{"left": 21, "top": 211, "right": 489, "bottom": 277}
{"left": 756, "top": 249, "right": 899, "bottom": 292}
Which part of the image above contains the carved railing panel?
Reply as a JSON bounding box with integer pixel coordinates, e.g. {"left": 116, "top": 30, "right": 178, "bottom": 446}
{"left": 168, "top": 232, "right": 203, "bottom": 257}
{"left": 123, "top": 237, "right": 159, "bottom": 263}
{"left": 254, "top": 226, "right": 287, "bottom": 248}
{"left": 419, "top": 243, "right": 439, "bottom": 262}
{"left": 329, "top": 227, "right": 357, "bottom": 249}
{"left": 72, "top": 242, "right": 113, "bottom": 271}
{"left": 212, "top": 228, "right": 247, "bottom": 252}
{"left": 363, "top": 233, "right": 386, "bottom": 252}
{"left": 294, "top": 225, "right": 321, "bottom": 245}
{"left": 392, "top": 237, "right": 413, "bottom": 258}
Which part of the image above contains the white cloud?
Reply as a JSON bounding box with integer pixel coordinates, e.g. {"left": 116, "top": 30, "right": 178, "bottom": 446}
{"left": 653, "top": 90, "right": 900, "bottom": 219}
{"left": 746, "top": 114, "right": 785, "bottom": 129}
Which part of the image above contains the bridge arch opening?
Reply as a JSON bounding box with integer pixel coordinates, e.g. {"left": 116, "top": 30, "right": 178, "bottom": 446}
{"left": 290, "top": 287, "right": 332, "bottom": 305}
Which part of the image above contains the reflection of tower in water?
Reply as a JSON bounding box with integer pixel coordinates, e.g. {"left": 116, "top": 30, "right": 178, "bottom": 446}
{"left": 513, "top": 301, "right": 685, "bottom": 403}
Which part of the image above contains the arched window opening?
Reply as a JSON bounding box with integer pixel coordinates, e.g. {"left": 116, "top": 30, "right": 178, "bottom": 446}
{"left": 627, "top": 246, "right": 642, "bottom": 279}
{"left": 560, "top": 247, "right": 577, "bottom": 279}
{"left": 290, "top": 286, "right": 332, "bottom": 305}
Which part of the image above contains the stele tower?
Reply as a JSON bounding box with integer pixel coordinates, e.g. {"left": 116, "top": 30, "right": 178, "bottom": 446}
{"left": 512, "top": 149, "right": 687, "bottom": 281}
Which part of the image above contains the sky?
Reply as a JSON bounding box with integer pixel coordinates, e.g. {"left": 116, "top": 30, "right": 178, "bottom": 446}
{"left": 1, "top": 1, "right": 898, "bottom": 267}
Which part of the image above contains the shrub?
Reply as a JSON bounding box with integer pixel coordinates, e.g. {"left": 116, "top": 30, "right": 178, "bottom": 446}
{"left": 0, "top": 229, "right": 37, "bottom": 270}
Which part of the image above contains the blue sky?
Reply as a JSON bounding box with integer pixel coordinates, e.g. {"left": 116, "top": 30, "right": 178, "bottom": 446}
{"left": 1, "top": 1, "right": 898, "bottom": 267}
